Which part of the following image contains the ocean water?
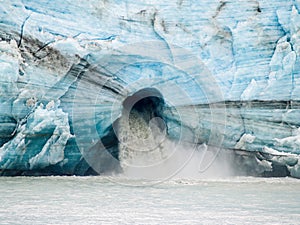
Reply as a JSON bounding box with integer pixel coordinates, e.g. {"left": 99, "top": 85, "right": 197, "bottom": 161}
{"left": 1, "top": 176, "right": 300, "bottom": 225}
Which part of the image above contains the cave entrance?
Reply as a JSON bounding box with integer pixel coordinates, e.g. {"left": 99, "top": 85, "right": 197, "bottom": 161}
{"left": 122, "top": 88, "right": 165, "bottom": 126}
{"left": 117, "top": 88, "right": 168, "bottom": 169}
{"left": 89, "top": 88, "right": 167, "bottom": 175}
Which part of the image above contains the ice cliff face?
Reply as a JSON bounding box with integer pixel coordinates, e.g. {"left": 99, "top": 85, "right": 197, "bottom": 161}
{"left": 1, "top": 0, "right": 300, "bottom": 178}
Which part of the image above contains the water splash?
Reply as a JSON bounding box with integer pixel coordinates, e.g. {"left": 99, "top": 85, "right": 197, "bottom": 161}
{"left": 117, "top": 107, "right": 234, "bottom": 180}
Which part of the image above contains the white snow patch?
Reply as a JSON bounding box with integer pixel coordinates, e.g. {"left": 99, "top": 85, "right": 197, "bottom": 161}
{"left": 235, "top": 134, "right": 256, "bottom": 150}
{"left": 262, "top": 146, "right": 295, "bottom": 156}
{"left": 241, "top": 79, "right": 258, "bottom": 100}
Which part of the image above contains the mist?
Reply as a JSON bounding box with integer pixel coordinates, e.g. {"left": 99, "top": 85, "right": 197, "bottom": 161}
{"left": 117, "top": 109, "right": 235, "bottom": 180}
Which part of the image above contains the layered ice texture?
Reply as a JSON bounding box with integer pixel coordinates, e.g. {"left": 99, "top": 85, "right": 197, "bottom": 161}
{"left": 1, "top": 0, "right": 300, "bottom": 178}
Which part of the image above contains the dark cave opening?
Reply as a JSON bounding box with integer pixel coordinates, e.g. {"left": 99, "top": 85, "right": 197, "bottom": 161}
{"left": 122, "top": 88, "right": 165, "bottom": 126}
{"left": 91, "top": 88, "right": 166, "bottom": 175}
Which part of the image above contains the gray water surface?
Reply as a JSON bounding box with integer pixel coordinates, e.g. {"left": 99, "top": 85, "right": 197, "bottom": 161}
{"left": 1, "top": 176, "right": 300, "bottom": 224}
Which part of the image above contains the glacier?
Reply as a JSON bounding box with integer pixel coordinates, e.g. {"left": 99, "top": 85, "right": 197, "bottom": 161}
{"left": 1, "top": 0, "right": 300, "bottom": 178}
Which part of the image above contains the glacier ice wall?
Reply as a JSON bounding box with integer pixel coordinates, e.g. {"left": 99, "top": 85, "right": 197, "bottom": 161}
{"left": 1, "top": 0, "right": 300, "bottom": 177}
